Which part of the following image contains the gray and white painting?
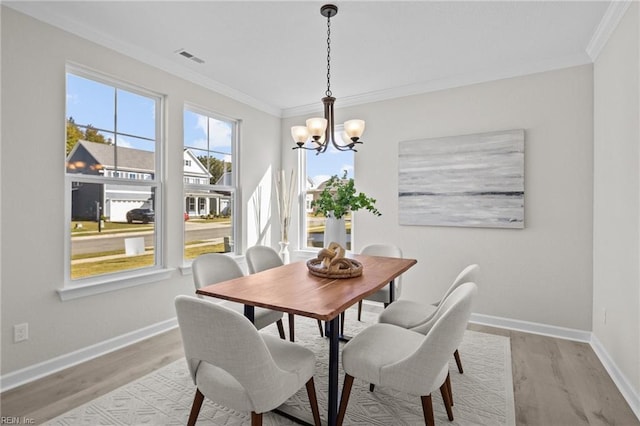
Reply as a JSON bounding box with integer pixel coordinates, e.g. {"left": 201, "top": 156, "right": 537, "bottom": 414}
{"left": 398, "top": 129, "right": 524, "bottom": 228}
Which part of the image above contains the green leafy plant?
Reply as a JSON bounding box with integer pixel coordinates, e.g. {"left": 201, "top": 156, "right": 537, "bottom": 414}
{"left": 310, "top": 171, "right": 381, "bottom": 219}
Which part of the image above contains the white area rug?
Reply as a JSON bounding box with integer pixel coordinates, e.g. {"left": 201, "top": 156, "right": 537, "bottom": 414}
{"left": 46, "top": 308, "right": 515, "bottom": 425}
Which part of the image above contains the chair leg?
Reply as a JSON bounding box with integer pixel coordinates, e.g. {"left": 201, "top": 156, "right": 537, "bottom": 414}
{"left": 187, "top": 389, "right": 204, "bottom": 426}
{"left": 288, "top": 313, "right": 295, "bottom": 342}
{"left": 276, "top": 319, "right": 286, "bottom": 340}
{"left": 369, "top": 383, "right": 375, "bottom": 392}
{"left": 337, "top": 374, "right": 354, "bottom": 426}
{"left": 251, "top": 411, "right": 262, "bottom": 426}
{"left": 357, "top": 300, "right": 363, "bottom": 321}
{"left": 421, "top": 394, "right": 435, "bottom": 426}
{"left": 316, "top": 320, "right": 324, "bottom": 337}
{"left": 305, "top": 378, "right": 322, "bottom": 426}
{"left": 454, "top": 348, "right": 464, "bottom": 373}
{"left": 440, "top": 379, "right": 454, "bottom": 421}
{"left": 446, "top": 372, "right": 453, "bottom": 405}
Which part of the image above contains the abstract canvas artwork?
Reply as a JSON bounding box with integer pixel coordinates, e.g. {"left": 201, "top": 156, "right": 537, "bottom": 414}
{"left": 398, "top": 129, "right": 524, "bottom": 228}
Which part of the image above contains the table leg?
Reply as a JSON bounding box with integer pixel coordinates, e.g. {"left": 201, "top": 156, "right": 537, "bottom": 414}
{"left": 324, "top": 312, "right": 350, "bottom": 342}
{"left": 243, "top": 305, "right": 255, "bottom": 323}
{"left": 288, "top": 313, "right": 295, "bottom": 342}
{"left": 327, "top": 317, "right": 340, "bottom": 426}
{"left": 389, "top": 279, "right": 395, "bottom": 303}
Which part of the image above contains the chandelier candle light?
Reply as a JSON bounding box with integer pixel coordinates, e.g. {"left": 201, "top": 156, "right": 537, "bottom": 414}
{"left": 291, "top": 4, "right": 365, "bottom": 154}
{"left": 275, "top": 169, "right": 296, "bottom": 263}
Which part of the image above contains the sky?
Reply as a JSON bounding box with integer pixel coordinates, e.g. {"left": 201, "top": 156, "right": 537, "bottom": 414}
{"left": 183, "top": 110, "right": 233, "bottom": 163}
{"left": 305, "top": 131, "right": 354, "bottom": 189}
{"left": 67, "top": 72, "right": 352, "bottom": 185}
{"left": 66, "top": 73, "right": 156, "bottom": 152}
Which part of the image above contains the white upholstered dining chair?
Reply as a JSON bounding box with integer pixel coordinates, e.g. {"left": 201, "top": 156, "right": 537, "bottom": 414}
{"left": 378, "top": 263, "right": 479, "bottom": 374}
{"left": 337, "top": 282, "right": 477, "bottom": 426}
{"left": 357, "top": 243, "right": 403, "bottom": 320}
{"left": 175, "top": 295, "right": 322, "bottom": 426}
{"left": 245, "top": 245, "right": 325, "bottom": 340}
{"left": 192, "top": 252, "right": 286, "bottom": 339}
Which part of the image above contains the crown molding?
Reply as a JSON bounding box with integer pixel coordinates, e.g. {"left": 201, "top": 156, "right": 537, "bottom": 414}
{"left": 6, "top": 2, "right": 614, "bottom": 120}
{"left": 4, "top": 2, "right": 282, "bottom": 118}
{"left": 586, "top": 0, "right": 633, "bottom": 61}
{"left": 282, "top": 52, "right": 593, "bottom": 118}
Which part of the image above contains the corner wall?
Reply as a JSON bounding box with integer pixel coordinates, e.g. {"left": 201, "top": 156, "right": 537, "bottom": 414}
{"left": 593, "top": 2, "right": 640, "bottom": 412}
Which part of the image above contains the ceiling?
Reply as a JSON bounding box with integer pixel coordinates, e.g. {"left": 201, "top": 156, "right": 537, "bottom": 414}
{"left": 6, "top": 1, "right": 612, "bottom": 117}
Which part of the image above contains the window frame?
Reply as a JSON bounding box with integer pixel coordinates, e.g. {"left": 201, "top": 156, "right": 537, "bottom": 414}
{"left": 297, "top": 125, "right": 354, "bottom": 252}
{"left": 60, "top": 65, "right": 169, "bottom": 300}
{"left": 182, "top": 103, "right": 240, "bottom": 265}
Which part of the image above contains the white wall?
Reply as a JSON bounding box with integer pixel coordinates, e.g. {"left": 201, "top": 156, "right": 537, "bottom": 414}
{"left": 284, "top": 64, "right": 594, "bottom": 331}
{"left": 593, "top": 1, "right": 640, "bottom": 404}
{"left": 0, "top": 7, "right": 281, "bottom": 375}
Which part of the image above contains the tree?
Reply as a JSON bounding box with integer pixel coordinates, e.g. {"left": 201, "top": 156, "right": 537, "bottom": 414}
{"left": 310, "top": 170, "right": 381, "bottom": 219}
{"left": 198, "top": 156, "right": 232, "bottom": 184}
{"left": 66, "top": 117, "right": 111, "bottom": 155}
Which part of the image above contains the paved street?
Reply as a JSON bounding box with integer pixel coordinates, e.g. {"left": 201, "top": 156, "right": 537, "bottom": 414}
{"left": 71, "top": 222, "right": 231, "bottom": 256}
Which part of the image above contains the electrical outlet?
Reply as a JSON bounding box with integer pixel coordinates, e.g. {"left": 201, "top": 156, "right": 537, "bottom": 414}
{"left": 14, "top": 323, "right": 29, "bottom": 343}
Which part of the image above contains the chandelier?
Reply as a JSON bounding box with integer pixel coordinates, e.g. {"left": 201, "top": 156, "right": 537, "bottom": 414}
{"left": 291, "top": 4, "right": 365, "bottom": 154}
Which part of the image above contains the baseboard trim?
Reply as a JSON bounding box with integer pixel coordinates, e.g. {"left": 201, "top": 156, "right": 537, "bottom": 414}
{"left": 590, "top": 334, "right": 640, "bottom": 421}
{"left": 469, "top": 312, "right": 639, "bottom": 422}
{"left": 470, "top": 312, "right": 592, "bottom": 342}
{"left": 0, "top": 317, "right": 178, "bottom": 393}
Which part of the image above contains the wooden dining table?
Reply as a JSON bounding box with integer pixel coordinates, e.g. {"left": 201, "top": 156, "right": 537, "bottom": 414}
{"left": 196, "top": 253, "right": 417, "bottom": 426}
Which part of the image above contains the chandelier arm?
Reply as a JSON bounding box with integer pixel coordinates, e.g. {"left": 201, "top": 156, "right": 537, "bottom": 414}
{"left": 293, "top": 145, "right": 324, "bottom": 152}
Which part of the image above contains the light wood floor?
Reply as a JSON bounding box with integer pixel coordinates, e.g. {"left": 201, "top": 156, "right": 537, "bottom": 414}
{"left": 2, "top": 316, "right": 638, "bottom": 425}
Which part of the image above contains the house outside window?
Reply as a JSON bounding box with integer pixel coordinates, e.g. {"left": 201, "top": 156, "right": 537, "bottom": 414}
{"left": 183, "top": 106, "right": 238, "bottom": 260}
{"left": 301, "top": 129, "right": 354, "bottom": 250}
{"left": 65, "top": 68, "right": 163, "bottom": 283}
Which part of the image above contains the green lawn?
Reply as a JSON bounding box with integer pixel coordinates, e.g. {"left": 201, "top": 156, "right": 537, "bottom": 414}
{"left": 70, "top": 214, "right": 349, "bottom": 279}
{"left": 70, "top": 242, "right": 227, "bottom": 279}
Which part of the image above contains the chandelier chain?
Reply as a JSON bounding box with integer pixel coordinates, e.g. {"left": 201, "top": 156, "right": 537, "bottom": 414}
{"left": 290, "top": 5, "right": 364, "bottom": 153}
{"left": 326, "top": 12, "right": 332, "bottom": 97}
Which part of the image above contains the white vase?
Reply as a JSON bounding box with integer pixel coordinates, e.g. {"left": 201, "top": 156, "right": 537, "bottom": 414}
{"left": 279, "top": 241, "right": 290, "bottom": 264}
{"left": 324, "top": 216, "right": 347, "bottom": 248}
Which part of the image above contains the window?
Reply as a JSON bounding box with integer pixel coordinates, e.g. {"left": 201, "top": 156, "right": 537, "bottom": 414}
{"left": 301, "top": 130, "right": 354, "bottom": 250}
{"left": 65, "top": 68, "right": 163, "bottom": 284}
{"left": 183, "top": 106, "right": 238, "bottom": 261}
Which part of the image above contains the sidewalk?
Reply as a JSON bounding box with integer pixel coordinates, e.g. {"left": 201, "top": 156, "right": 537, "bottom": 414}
{"left": 71, "top": 239, "right": 224, "bottom": 264}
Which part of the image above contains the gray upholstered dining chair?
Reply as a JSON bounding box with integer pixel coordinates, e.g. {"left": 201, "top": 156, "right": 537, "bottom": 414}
{"left": 378, "top": 263, "right": 479, "bottom": 374}
{"left": 336, "top": 283, "right": 477, "bottom": 426}
{"left": 192, "top": 252, "right": 286, "bottom": 339}
{"left": 175, "top": 296, "right": 322, "bottom": 426}
{"left": 245, "top": 245, "right": 325, "bottom": 341}
{"left": 357, "top": 243, "right": 403, "bottom": 320}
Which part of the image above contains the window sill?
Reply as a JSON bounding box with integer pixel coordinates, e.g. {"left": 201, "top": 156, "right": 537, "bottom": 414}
{"left": 57, "top": 268, "right": 175, "bottom": 301}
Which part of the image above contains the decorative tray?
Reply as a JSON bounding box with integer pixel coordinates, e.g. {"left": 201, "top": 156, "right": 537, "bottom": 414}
{"left": 306, "top": 242, "right": 363, "bottom": 279}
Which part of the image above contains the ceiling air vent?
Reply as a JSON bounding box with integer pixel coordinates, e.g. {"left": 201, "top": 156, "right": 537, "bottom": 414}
{"left": 175, "top": 49, "right": 205, "bottom": 64}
